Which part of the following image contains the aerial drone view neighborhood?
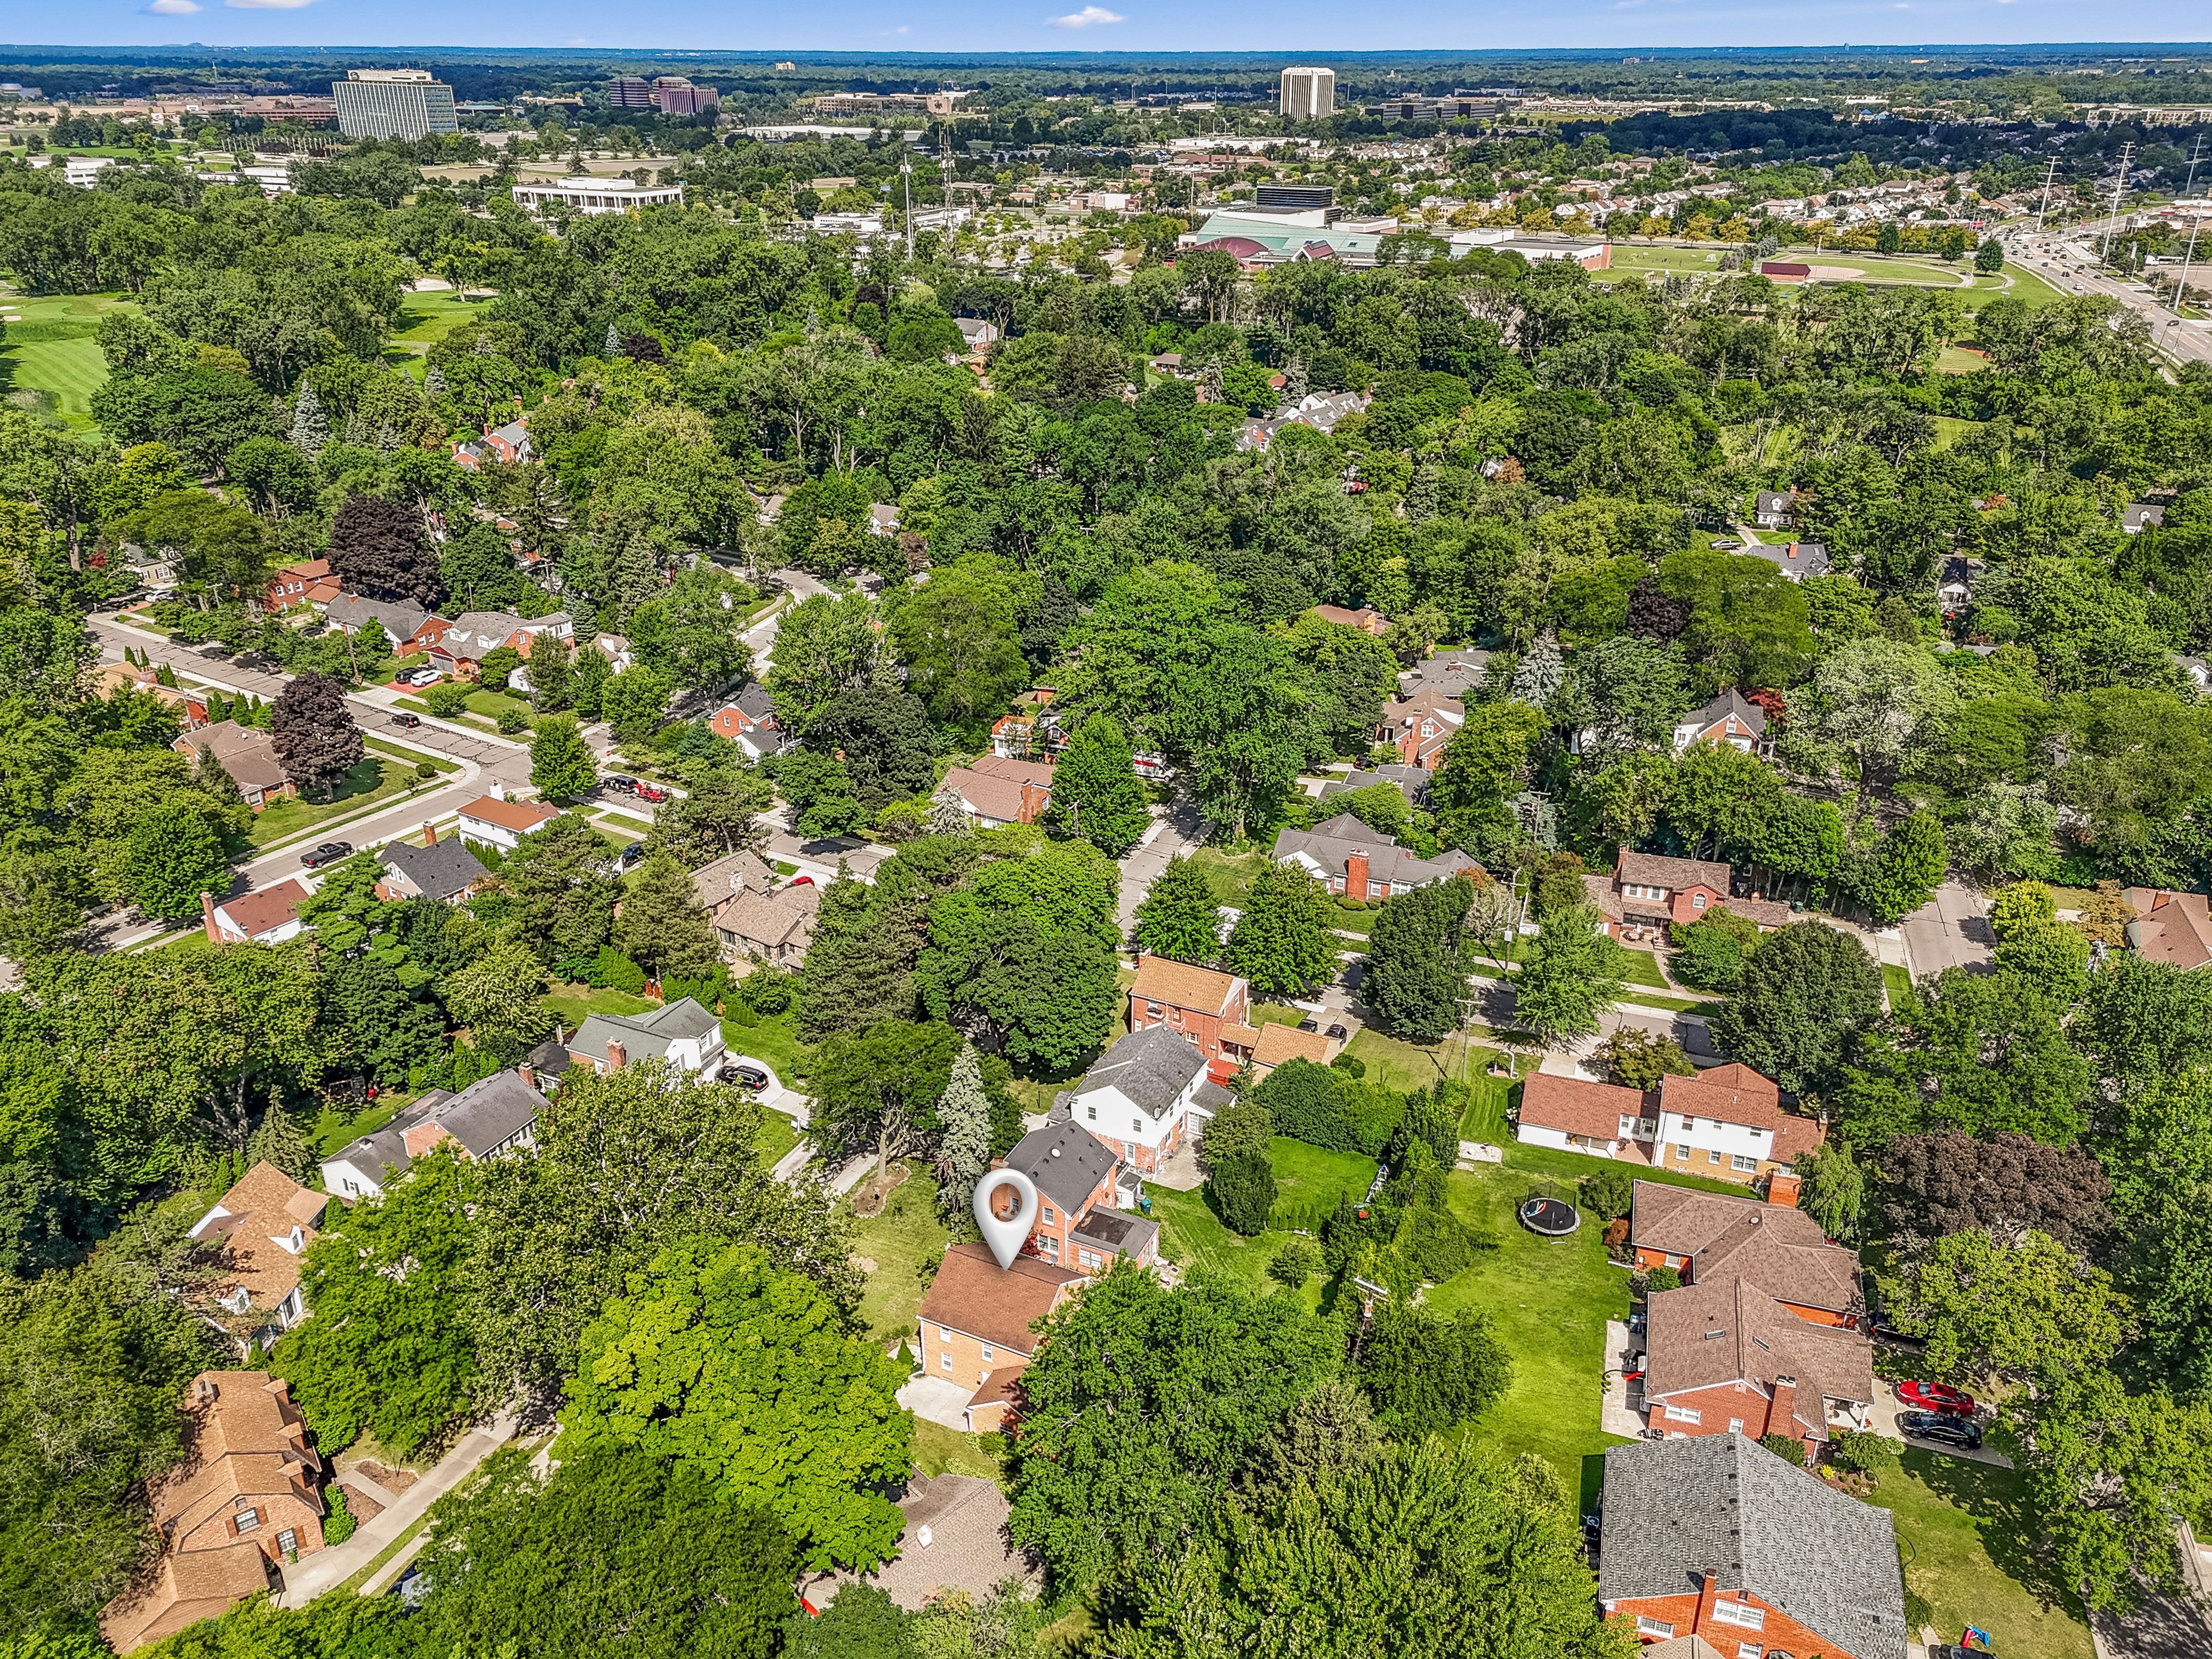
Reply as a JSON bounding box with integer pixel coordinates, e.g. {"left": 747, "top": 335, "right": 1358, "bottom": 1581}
{"left": 3, "top": 8, "right": 2212, "bottom": 1659}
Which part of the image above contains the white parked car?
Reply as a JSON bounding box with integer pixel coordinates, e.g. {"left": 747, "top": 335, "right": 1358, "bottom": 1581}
{"left": 403, "top": 667, "right": 442, "bottom": 688}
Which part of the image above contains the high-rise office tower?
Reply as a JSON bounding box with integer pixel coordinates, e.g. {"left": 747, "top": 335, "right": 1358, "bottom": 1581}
{"left": 1279, "top": 66, "right": 1337, "bottom": 120}
{"left": 330, "top": 68, "right": 458, "bottom": 139}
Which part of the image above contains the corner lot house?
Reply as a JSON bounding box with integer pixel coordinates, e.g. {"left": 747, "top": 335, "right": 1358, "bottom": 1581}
{"left": 375, "top": 825, "right": 488, "bottom": 904}
{"left": 565, "top": 996, "right": 727, "bottom": 1076}
{"left": 102, "top": 1372, "right": 327, "bottom": 1652}
{"left": 455, "top": 793, "right": 561, "bottom": 851}
{"left": 1582, "top": 851, "right": 1789, "bottom": 941}
{"left": 426, "top": 610, "right": 572, "bottom": 679}
{"left": 937, "top": 754, "right": 1054, "bottom": 828}
{"left": 320, "top": 1066, "right": 545, "bottom": 1200}
{"left": 1599, "top": 1434, "right": 1906, "bottom": 1659}
{"left": 1058, "top": 1023, "right": 1231, "bottom": 1176}
{"left": 1272, "top": 812, "right": 1480, "bottom": 898}
{"left": 173, "top": 721, "right": 297, "bottom": 811}
{"left": 189, "top": 1161, "right": 328, "bottom": 1349}
{"left": 707, "top": 684, "right": 783, "bottom": 759}
{"left": 914, "top": 1242, "right": 1085, "bottom": 1431}
{"left": 1514, "top": 1064, "right": 1822, "bottom": 1184}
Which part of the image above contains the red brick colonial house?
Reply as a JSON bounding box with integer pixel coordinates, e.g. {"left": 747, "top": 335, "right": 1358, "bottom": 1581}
{"left": 1127, "top": 955, "right": 1251, "bottom": 1065}
{"left": 998, "top": 1114, "right": 1162, "bottom": 1275}
{"left": 1669, "top": 690, "right": 1771, "bottom": 756}
{"left": 1376, "top": 687, "right": 1465, "bottom": 768}
{"left": 1641, "top": 1274, "right": 1877, "bottom": 1457}
{"left": 1599, "top": 1433, "right": 1907, "bottom": 1659}
{"left": 1582, "top": 851, "right": 1791, "bottom": 943}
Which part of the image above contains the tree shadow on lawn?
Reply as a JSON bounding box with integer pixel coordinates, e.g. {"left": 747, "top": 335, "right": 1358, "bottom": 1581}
{"left": 1909, "top": 1449, "right": 2083, "bottom": 1620}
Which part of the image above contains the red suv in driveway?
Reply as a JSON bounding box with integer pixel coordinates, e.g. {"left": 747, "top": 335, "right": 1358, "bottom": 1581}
{"left": 1897, "top": 1380, "right": 1978, "bottom": 1416}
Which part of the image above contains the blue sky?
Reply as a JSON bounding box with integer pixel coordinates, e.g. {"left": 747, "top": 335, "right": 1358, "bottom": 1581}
{"left": 30, "top": 0, "right": 2210, "bottom": 54}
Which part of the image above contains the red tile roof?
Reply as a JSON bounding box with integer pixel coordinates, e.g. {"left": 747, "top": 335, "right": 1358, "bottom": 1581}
{"left": 1519, "top": 1073, "right": 1654, "bottom": 1140}
{"left": 1660, "top": 1064, "right": 1785, "bottom": 1132}
{"left": 917, "top": 1242, "right": 1083, "bottom": 1354}
{"left": 456, "top": 795, "right": 561, "bottom": 834}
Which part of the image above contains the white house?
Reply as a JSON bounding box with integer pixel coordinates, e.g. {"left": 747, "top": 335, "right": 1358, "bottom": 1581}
{"left": 319, "top": 1068, "right": 545, "bottom": 1202}
{"left": 563, "top": 997, "right": 727, "bottom": 1077}
{"left": 454, "top": 793, "right": 561, "bottom": 852}
{"left": 1055, "top": 1024, "right": 1232, "bottom": 1178}
{"left": 1514, "top": 1064, "right": 1823, "bottom": 1189}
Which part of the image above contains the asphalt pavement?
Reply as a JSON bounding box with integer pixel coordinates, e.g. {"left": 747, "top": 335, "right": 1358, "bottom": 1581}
{"left": 1898, "top": 880, "right": 1994, "bottom": 979}
{"left": 1998, "top": 227, "right": 2212, "bottom": 370}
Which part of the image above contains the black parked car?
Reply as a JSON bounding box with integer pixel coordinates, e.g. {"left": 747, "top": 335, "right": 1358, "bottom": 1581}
{"left": 235, "top": 651, "right": 277, "bottom": 671}
{"left": 1898, "top": 1410, "right": 1983, "bottom": 1450}
{"left": 1297, "top": 1017, "right": 1319, "bottom": 1033}
{"left": 392, "top": 713, "right": 422, "bottom": 727}
{"left": 301, "top": 841, "right": 354, "bottom": 870}
{"left": 601, "top": 774, "right": 637, "bottom": 794}
{"left": 617, "top": 842, "right": 645, "bottom": 870}
{"left": 720, "top": 1060, "right": 771, "bottom": 1091}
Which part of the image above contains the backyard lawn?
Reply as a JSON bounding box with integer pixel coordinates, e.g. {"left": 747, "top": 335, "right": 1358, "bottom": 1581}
{"left": 1266, "top": 1137, "right": 1378, "bottom": 1231}
{"left": 910, "top": 1418, "right": 1007, "bottom": 1484}
{"left": 844, "top": 1160, "right": 955, "bottom": 1346}
{"left": 540, "top": 984, "right": 656, "bottom": 1028}
{"left": 1187, "top": 846, "right": 1267, "bottom": 906}
{"left": 754, "top": 1107, "right": 803, "bottom": 1167}
{"left": 248, "top": 758, "right": 424, "bottom": 849}
{"left": 1345, "top": 1024, "right": 1513, "bottom": 1095}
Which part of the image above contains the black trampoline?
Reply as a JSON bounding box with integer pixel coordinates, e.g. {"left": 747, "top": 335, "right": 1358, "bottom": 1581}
{"left": 1519, "top": 1197, "right": 1581, "bottom": 1237}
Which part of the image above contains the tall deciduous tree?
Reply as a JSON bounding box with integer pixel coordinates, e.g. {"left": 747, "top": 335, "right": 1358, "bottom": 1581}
{"left": 1355, "top": 1300, "right": 1513, "bottom": 1436}
{"left": 1045, "top": 713, "right": 1152, "bottom": 857}
{"left": 1887, "top": 1227, "right": 2126, "bottom": 1389}
{"left": 1223, "top": 861, "right": 1339, "bottom": 999}
{"left": 1363, "top": 878, "right": 1477, "bottom": 1041}
{"left": 530, "top": 713, "right": 599, "bottom": 801}
{"left": 1711, "top": 920, "right": 1883, "bottom": 1097}
{"left": 560, "top": 1239, "right": 912, "bottom": 1571}
{"left": 1133, "top": 857, "right": 1224, "bottom": 964}
{"left": 327, "top": 493, "right": 440, "bottom": 607}
{"left": 614, "top": 848, "right": 720, "bottom": 983}
{"left": 1878, "top": 1130, "right": 2112, "bottom": 1253}
{"left": 765, "top": 592, "right": 889, "bottom": 733}
{"left": 440, "top": 938, "right": 551, "bottom": 1064}
{"left": 269, "top": 669, "right": 363, "bottom": 800}
{"left": 1513, "top": 905, "right": 1627, "bottom": 1045}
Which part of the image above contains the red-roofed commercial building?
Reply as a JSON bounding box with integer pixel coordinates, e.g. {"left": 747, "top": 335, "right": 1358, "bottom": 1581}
{"left": 1514, "top": 1063, "right": 1820, "bottom": 1187}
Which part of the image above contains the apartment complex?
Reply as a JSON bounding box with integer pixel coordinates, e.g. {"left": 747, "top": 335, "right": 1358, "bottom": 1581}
{"left": 330, "top": 69, "right": 458, "bottom": 140}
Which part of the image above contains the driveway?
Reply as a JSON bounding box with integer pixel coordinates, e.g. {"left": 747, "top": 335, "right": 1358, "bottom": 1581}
{"left": 896, "top": 1374, "right": 976, "bottom": 1432}
{"left": 1865, "top": 1384, "right": 2012, "bottom": 1470}
{"left": 1899, "top": 881, "right": 1993, "bottom": 978}
{"left": 1118, "top": 797, "right": 1204, "bottom": 934}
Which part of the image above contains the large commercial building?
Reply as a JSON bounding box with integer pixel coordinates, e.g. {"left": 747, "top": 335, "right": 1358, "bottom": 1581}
{"left": 652, "top": 77, "right": 719, "bottom": 115}
{"left": 1279, "top": 66, "right": 1336, "bottom": 120}
{"left": 511, "top": 176, "right": 684, "bottom": 217}
{"left": 330, "top": 69, "right": 458, "bottom": 140}
{"left": 608, "top": 75, "right": 655, "bottom": 109}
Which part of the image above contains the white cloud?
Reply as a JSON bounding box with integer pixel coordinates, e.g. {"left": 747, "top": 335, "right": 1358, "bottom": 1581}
{"left": 888, "top": 22, "right": 911, "bottom": 31}
{"left": 146, "top": 0, "right": 201, "bottom": 12}
{"left": 1049, "top": 5, "right": 1123, "bottom": 26}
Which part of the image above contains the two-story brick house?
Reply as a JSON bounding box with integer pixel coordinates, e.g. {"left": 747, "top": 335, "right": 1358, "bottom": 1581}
{"left": 1059, "top": 1023, "right": 1233, "bottom": 1176}
{"left": 1641, "top": 1276, "right": 1877, "bottom": 1456}
{"left": 1513, "top": 1064, "right": 1824, "bottom": 1187}
{"left": 187, "top": 1162, "right": 329, "bottom": 1352}
{"left": 1127, "top": 956, "right": 1251, "bottom": 1065}
{"left": 1376, "top": 688, "right": 1465, "bottom": 769}
{"left": 1585, "top": 851, "right": 1791, "bottom": 940}
{"left": 1629, "top": 1181, "right": 1861, "bottom": 1327}
{"left": 102, "top": 1372, "right": 329, "bottom": 1652}
{"left": 1000, "top": 1114, "right": 1161, "bottom": 1273}
{"left": 912, "top": 1242, "right": 1086, "bottom": 1432}
{"left": 1599, "top": 1434, "right": 1907, "bottom": 1659}
{"left": 1271, "top": 814, "right": 1480, "bottom": 899}
{"left": 1669, "top": 691, "right": 1771, "bottom": 756}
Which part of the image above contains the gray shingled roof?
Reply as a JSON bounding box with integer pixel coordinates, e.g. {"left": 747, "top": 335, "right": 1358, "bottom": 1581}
{"left": 568, "top": 996, "right": 720, "bottom": 1065}
{"left": 379, "top": 837, "right": 488, "bottom": 903}
{"left": 325, "top": 593, "right": 428, "bottom": 640}
{"left": 1272, "top": 819, "right": 1477, "bottom": 890}
{"left": 1005, "top": 1119, "right": 1120, "bottom": 1216}
{"left": 1076, "top": 1025, "right": 1206, "bottom": 1121}
{"left": 1600, "top": 1434, "right": 1906, "bottom": 1659}
{"left": 434, "top": 1070, "right": 541, "bottom": 1158}
{"left": 1681, "top": 689, "right": 1767, "bottom": 738}
{"left": 1070, "top": 1207, "right": 1159, "bottom": 1262}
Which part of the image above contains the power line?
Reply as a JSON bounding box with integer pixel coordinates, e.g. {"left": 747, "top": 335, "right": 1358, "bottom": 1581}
{"left": 2033, "top": 155, "right": 2060, "bottom": 234}
{"left": 2100, "top": 140, "right": 2134, "bottom": 266}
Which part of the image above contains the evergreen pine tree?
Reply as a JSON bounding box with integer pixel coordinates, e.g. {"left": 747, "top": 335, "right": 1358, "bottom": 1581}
{"left": 246, "top": 1096, "right": 316, "bottom": 1183}
{"left": 1200, "top": 354, "right": 1224, "bottom": 403}
{"left": 603, "top": 323, "right": 622, "bottom": 356}
{"left": 1045, "top": 714, "right": 1152, "bottom": 857}
{"left": 607, "top": 532, "right": 659, "bottom": 625}
{"left": 1406, "top": 459, "right": 1442, "bottom": 524}
{"left": 290, "top": 379, "right": 328, "bottom": 460}
{"left": 1508, "top": 634, "right": 1565, "bottom": 710}
{"left": 614, "top": 848, "right": 720, "bottom": 982}
{"left": 1133, "top": 856, "right": 1227, "bottom": 966}
{"left": 935, "top": 1043, "right": 993, "bottom": 1223}
{"left": 926, "top": 788, "right": 971, "bottom": 836}
{"left": 1223, "top": 861, "right": 1340, "bottom": 998}
{"left": 1283, "top": 353, "right": 1308, "bottom": 402}
{"left": 424, "top": 365, "right": 448, "bottom": 401}
{"left": 528, "top": 636, "right": 574, "bottom": 712}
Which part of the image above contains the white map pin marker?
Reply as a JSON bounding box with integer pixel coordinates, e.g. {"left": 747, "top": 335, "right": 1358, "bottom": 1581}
{"left": 973, "top": 1169, "right": 1039, "bottom": 1271}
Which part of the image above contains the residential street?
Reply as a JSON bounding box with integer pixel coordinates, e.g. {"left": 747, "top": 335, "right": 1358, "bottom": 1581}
{"left": 1116, "top": 797, "right": 1205, "bottom": 934}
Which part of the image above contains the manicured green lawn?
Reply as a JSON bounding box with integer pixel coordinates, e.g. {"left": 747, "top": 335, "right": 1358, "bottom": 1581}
{"left": 540, "top": 984, "right": 657, "bottom": 1027}
{"left": 754, "top": 1107, "right": 803, "bottom": 1167}
{"left": 248, "top": 758, "right": 422, "bottom": 849}
{"left": 364, "top": 735, "right": 459, "bottom": 773}
{"left": 723, "top": 1012, "right": 814, "bottom": 1089}
{"left": 1616, "top": 946, "right": 1671, "bottom": 990}
{"left": 1266, "top": 1137, "right": 1377, "bottom": 1232}
{"left": 312, "top": 1098, "right": 402, "bottom": 1161}
{"left": 0, "top": 291, "right": 129, "bottom": 426}
{"left": 1344, "top": 1025, "right": 1501, "bottom": 1095}
{"left": 1860, "top": 1446, "right": 2093, "bottom": 1659}
{"left": 1884, "top": 963, "right": 1916, "bottom": 1011}
{"left": 843, "top": 1160, "right": 954, "bottom": 1345}
{"left": 1187, "top": 846, "right": 1267, "bottom": 906}
{"left": 910, "top": 1419, "right": 1007, "bottom": 1484}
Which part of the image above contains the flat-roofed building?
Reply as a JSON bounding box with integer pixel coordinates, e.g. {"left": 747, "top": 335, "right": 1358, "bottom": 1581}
{"left": 331, "top": 68, "right": 457, "bottom": 140}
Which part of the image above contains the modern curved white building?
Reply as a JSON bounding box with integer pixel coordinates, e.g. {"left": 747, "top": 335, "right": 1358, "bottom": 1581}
{"left": 511, "top": 176, "right": 684, "bottom": 216}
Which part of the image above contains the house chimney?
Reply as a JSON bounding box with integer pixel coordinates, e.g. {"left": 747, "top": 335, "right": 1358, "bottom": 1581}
{"left": 489, "top": 780, "right": 507, "bottom": 801}
{"left": 606, "top": 1039, "right": 626, "bottom": 1071}
{"left": 517, "top": 1064, "right": 535, "bottom": 1091}
{"left": 1345, "top": 850, "right": 1370, "bottom": 900}
{"left": 1765, "top": 1375, "right": 1799, "bottom": 1443}
{"left": 423, "top": 821, "right": 437, "bottom": 846}
{"left": 1766, "top": 1170, "right": 1802, "bottom": 1207}
{"left": 201, "top": 890, "right": 219, "bottom": 943}
{"left": 1694, "top": 1573, "right": 1724, "bottom": 1640}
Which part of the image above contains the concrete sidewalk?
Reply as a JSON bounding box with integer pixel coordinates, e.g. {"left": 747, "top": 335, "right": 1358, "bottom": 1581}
{"left": 274, "top": 1413, "right": 516, "bottom": 1606}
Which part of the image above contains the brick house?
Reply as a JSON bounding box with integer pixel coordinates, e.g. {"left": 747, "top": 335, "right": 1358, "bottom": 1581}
{"left": 692, "top": 850, "right": 821, "bottom": 967}
{"left": 1669, "top": 691, "right": 1770, "bottom": 756}
{"left": 375, "top": 825, "right": 489, "bottom": 905}
{"left": 101, "top": 1372, "right": 328, "bottom": 1652}
{"left": 708, "top": 684, "right": 783, "bottom": 759}
{"left": 913, "top": 1242, "right": 1085, "bottom": 1432}
{"left": 263, "top": 557, "right": 340, "bottom": 613}
{"left": 1629, "top": 1182, "right": 1861, "bottom": 1327}
{"left": 1582, "top": 851, "right": 1791, "bottom": 943}
{"left": 1512, "top": 1064, "right": 1823, "bottom": 1186}
{"left": 938, "top": 754, "right": 1054, "bottom": 829}
{"left": 1599, "top": 1433, "right": 1906, "bottom": 1659}
{"left": 453, "top": 416, "right": 533, "bottom": 470}
{"left": 1127, "top": 955, "right": 1251, "bottom": 1064}
{"left": 1001, "top": 1115, "right": 1161, "bottom": 1274}
{"left": 1376, "top": 688, "right": 1465, "bottom": 768}
{"left": 323, "top": 592, "right": 435, "bottom": 646}
{"left": 319, "top": 1067, "right": 544, "bottom": 1201}
{"left": 1641, "top": 1276, "right": 1876, "bottom": 1455}
{"left": 1271, "top": 814, "right": 1480, "bottom": 898}
{"left": 187, "top": 1162, "right": 329, "bottom": 1351}
{"left": 1059, "top": 1023, "right": 1233, "bottom": 1176}
{"left": 2121, "top": 887, "right": 2211, "bottom": 969}
{"left": 173, "top": 721, "right": 297, "bottom": 811}
{"left": 426, "top": 610, "right": 572, "bottom": 679}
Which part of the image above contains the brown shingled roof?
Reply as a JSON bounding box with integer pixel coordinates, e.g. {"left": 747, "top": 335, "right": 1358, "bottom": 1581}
{"left": 1660, "top": 1063, "right": 1786, "bottom": 1132}
{"left": 188, "top": 1162, "right": 326, "bottom": 1312}
{"left": 457, "top": 795, "right": 562, "bottom": 835}
{"left": 1518, "top": 1072, "right": 1654, "bottom": 1141}
{"left": 147, "top": 1372, "right": 322, "bottom": 1549}
{"left": 102, "top": 1540, "right": 277, "bottom": 1654}
{"left": 1643, "top": 1277, "right": 1875, "bottom": 1441}
{"left": 1131, "top": 954, "right": 1244, "bottom": 1017}
{"left": 917, "top": 1242, "right": 1083, "bottom": 1355}
{"left": 1630, "top": 1182, "right": 1858, "bottom": 1314}
{"left": 1252, "top": 1023, "right": 1331, "bottom": 1069}
{"left": 213, "top": 879, "right": 311, "bottom": 943}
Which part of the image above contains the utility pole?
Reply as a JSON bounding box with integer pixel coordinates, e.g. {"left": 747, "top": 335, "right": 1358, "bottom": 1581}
{"left": 2186, "top": 132, "right": 2205, "bottom": 200}
{"left": 2100, "top": 141, "right": 2134, "bottom": 266}
{"left": 2034, "top": 155, "right": 2060, "bottom": 233}
{"left": 2176, "top": 212, "right": 2202, "bottom": 319}
{"left": 901, "top": 156, "right": 913, "bottom": 261}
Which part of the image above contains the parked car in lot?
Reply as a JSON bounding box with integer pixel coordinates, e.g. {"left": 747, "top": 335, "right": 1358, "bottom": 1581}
{"left": 634, "top": 782, "right": 667, "bottom": 803}
{"left": 720, "top": 1060, "right": 771, "bottom": 1091}
{"left": 600, "top": 774, "right": 637, "bottom": 794}
{"left": 1297, "top": 1017, "right": 1319, "bottom": 1033}
{"left": 391, "top": 712, "right": 421, "bottom": 727}
{"left": 401, "top": 667, "right": 442, "bottom": 688}
{"left": 1898, "top": 1410, "right": 1983, "bottom": 1451}
{"left": 301, "top": 841, "right": 353, "bottom": 870}
{"left": 1325, "top": 1023, "right": 1348, "bottom": 1040}
{"left": 1897, "top": 1380, "right": 1977, "bottom": 1416}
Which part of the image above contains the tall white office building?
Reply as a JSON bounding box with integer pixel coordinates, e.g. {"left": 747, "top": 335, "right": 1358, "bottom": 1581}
{"left": 1279, "top": 66, "right": 1337, "bottom": 120}
{"left": 331, "top": 69, "right": 459, "bottom": 139}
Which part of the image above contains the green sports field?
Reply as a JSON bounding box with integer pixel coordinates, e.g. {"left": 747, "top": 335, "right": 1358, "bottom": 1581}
{"left": 0, "top": 291, "right": 130, "bottom": 427}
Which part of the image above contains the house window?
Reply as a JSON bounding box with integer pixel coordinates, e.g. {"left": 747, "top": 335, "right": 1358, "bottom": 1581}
{"left": 1087, "top": 1105, "right": 1097, "bottom": 1121}
{"left": 1636, "top": 1618, "right": 1675, "bottom": 1639}
{"left": 1146, "top": 1003, "right": 1164, "bottom": 1019}
{"left": 1739, "top": 1647, "right": 1763, "bottom": 1659}
{"left": 980, "top": 1345, "right": 995, "bottom": 1363}
{"left": 1674, "top": 1145, "right": 1690, "bottom": 1161}
{"left": 1694, "top": 893, "right": 1708, "bottom": 910}
{"left": 1132, "top": 1119, "right": 1142, "bottom": 1134}
{"left": 941, "top": 1351, "right": 953, "bottom": 1372}
{"left": 1079, "top": 1249, "right": 1101, "bottom": 1269}
{"left": 234, "top": 1509, "right": 261, "bottom": 1533}
{"left": 1709, "top": 1149, "right": 1723, "bottom": 1165}
{"left": 938, "top": 1325, "right": 952, "bottom": 1342}
{"left": 1041, "top": 1205, "right": 1056, "bottom": 1224}
{"left": 1712, "top": 1601, "right": 1766, "bottom": 1632}
{"left": 276, "top": 1529, "right": 298, "bottom": 1554}
{"left": 1728, "top": 1418, "right": 1745, "bottom": 1434}
{"left": 1664, "top": 1405, "right": 1702, "bottom": 1424}
{"left": 1733, "top": 1154, "right": 1759, "bottom": 1172}
{"left": 1618, "top": 1116, "right": 1637, "bottom": 1137}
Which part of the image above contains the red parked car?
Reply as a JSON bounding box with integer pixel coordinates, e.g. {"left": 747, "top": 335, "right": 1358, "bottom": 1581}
{"left": 1897, "top": 1380, "right": 1978, "bottom": 1416}
{"left": 634, "top": 782, "right": 667, "bottom": 803}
